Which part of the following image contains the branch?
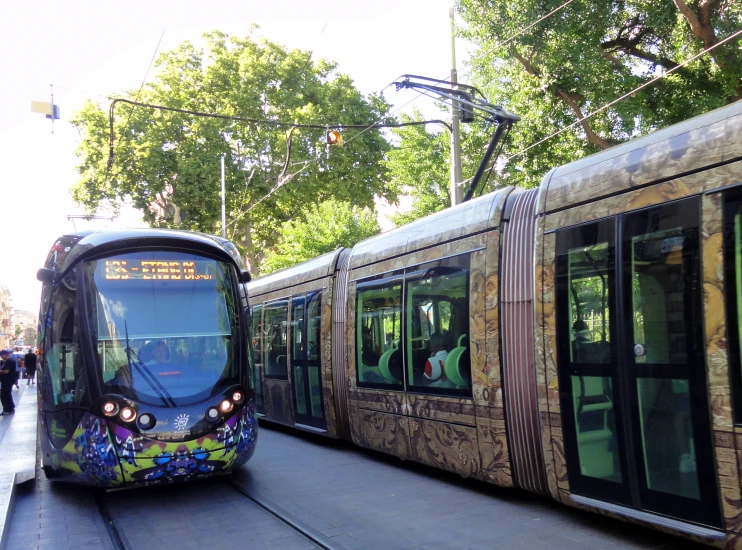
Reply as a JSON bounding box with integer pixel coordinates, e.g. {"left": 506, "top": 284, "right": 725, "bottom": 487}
{"left": 601, "top": 38, "right": 680, "bottom": 71}
{"left": 673, "top": 0, "right": 725, "bottom": 68}
{"left": 556, "top": 90, "right": 614, "bottom": 150}
{"left": 514, "top": 51, "right": 540, "bottom": 77}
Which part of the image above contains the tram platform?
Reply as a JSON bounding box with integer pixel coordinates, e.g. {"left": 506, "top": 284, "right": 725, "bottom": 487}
{"left": 0, "top": 385, "right": 38, "bottom": 548}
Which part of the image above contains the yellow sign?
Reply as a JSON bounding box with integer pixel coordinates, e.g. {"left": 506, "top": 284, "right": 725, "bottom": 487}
{"left": 31, "top": 101, "right": 53, "bottom": 115}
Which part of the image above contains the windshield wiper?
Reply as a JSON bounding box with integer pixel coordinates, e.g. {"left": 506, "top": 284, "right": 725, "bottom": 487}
{"left": 124, "top": 321, "right": 176, "bottom": 407}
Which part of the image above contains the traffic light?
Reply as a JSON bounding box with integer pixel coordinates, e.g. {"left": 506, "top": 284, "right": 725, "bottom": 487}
{"left": 326, "top": 130, "right": 343, "bottom": 146}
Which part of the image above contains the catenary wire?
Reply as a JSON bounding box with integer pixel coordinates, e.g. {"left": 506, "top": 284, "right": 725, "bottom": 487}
{"left": 118, "top": 29, "right": 166, "bottom": 149}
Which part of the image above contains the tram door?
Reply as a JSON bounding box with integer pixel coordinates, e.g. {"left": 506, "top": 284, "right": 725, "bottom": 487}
{"left": 290, "top": 292, "right": 326, "bottom": 429}
{"left": 556, "top": 197, "right": 721, "bottom": 527}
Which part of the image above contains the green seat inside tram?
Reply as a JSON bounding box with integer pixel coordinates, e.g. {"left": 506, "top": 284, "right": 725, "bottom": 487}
{"left": 444, "top": 334, "right": 468, "bottom": 389}
{"left": 572, "top": 376, "right": 616, "bottom": 479}
{"left": 378, "top": 347, "right": 401, "bottom": 383}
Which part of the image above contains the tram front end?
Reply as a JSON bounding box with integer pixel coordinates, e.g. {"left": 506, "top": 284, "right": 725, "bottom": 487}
{"left": 36, "top": 230, "right": 257, "bottom": 487}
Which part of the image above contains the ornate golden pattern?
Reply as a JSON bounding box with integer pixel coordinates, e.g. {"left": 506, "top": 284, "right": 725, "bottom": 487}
{"left": 409, "top": 418, "right": 480, "bottom": 477}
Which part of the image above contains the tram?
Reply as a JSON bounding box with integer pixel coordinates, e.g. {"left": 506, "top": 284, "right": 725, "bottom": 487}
{"left": 247, "top": 100, "right": 742, "bottom": 547}
{"left": 36, "top": 229, "right": 257, "bottom": 487}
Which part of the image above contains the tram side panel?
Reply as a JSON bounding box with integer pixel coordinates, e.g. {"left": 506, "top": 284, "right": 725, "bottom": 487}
{"left": 344, "top": 191, "right": 516, "bottom": 486}
{"left": 249, "top": 272, "right": 344, "bottom": 439}
{"left": 533, "top": 101, "right": 742, "bottom": 546}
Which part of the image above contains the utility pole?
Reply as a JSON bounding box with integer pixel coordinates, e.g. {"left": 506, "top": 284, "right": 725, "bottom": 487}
{"left": 449, "top": 7, "right": 463, "bottom": 206}
{"left": 221, "top": 155, "right": 226, "bottom": 238}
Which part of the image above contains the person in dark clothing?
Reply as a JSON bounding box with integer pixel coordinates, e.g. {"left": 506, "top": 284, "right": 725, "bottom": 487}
{"left": 24, "top": 350, "right": 37, "bottom": 385}
{"left": 0, "top": 350, "right": 17, "bottom": 414}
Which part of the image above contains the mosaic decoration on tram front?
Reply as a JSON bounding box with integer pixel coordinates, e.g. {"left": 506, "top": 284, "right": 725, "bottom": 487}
{"left": 56, "top": 400, "right": 257, "bottom": 486}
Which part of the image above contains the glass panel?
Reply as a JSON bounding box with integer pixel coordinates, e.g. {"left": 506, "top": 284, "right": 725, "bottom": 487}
{"left": 291, "top": 297, "right": 306, "bottom": 415}
{"left": 405, "top": 256, "right": 471, "bottom": 395}
{"left": 306, "top": 293, "right": 323, "bottom": 419}
{"left": 263, "top": 301, "right": 288, "bottom": 379}
{"left": 631, "top": 227, "right": 689, "bottom": 364}
{"left": 571, "top": 375, "right": 622, "bottom": 482}
{"left": 356, "top": 282, "right": 403, "bottom": 389}
{"left": 87, "top": 251, "right": 239, "bottom": 405}
{"left": 637, "top": 378, "right": 700, "bottom": 499}
{"left": 567, "top": 243, "right": 611, "bottom": 364}
{"left": 250, "top": 304, "right": 263, "bottom": 411}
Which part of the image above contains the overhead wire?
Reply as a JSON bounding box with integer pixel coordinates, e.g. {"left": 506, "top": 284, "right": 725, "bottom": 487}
{"left": 111, "top": 29, "right": 166, "bottom": 169}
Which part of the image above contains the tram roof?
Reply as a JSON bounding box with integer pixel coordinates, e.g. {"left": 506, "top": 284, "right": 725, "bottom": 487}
{"left": 246, "top": 249, "right": 343, "bottom": 298}
{"left": 44, "top": 228, "right": 244, "bottom": 276}
{"left": 349, "top": 187, "right": 513, "bottom": 270}
{"left": 538, "top": 100, "right": 742, "bottom": 214}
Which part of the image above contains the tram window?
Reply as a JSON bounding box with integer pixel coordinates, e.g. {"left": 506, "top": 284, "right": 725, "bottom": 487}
{"left": 87, "top": 251, "right": 241, "bottom": 405}
{"left": 567, "top": 243, "right": 612, "bottom": 364}
{"left": 724, "top": 193, "right": 742, "bottom": 424}
{"left": 631, "top": 228, "right": 689, "bottom": 365}
{"left": 263, "top": 300, "right": 289, "bottom": 379}
{"left": 356, "top": 281, "right": 403, "bottom": 389}
{"left": 306, "top": 292, "right": 323, "bottom": 418}
{"left": 251, "top": 304, "right": 263, "bottom": 361}
{"left": 405, "top": 255, "right": 472, "bottom": 396}
{"left": 46, "top": 289, "right": 87, "bottom": 408}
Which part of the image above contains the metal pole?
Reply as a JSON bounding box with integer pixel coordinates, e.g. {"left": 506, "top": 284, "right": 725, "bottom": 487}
{"left": 449, "top": 8, "right": 463, "bottom": 206}
{"left": 221, "top": 154, "right": 226, "bottom": 238}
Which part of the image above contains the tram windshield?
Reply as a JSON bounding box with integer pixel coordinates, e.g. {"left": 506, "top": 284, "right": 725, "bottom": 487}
{"left": 84, "top": 250, "right": 240, "bottom": 406}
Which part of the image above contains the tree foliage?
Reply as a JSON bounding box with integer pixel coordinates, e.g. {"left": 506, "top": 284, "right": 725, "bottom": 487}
{"left": 455, "top": 0, "right": 742, "bottom": 188}
{"left": 260, "top": 199, "right": 380, "bottom": 274}
{"left": 71, "top": 29, "right": 395, "bottom": 274}
{"left": 384, "top": 110, "right": 493, "bottom": 225}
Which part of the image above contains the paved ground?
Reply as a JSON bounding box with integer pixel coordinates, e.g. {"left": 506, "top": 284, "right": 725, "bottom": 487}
{"left": 3, "top": 419, "right": 712, "bottom": 549}
{"left": 231, "top": 424, "right": 710, "bottom": 550}
{"left": 0, "top": 385, "right": 28, "bottom": 447}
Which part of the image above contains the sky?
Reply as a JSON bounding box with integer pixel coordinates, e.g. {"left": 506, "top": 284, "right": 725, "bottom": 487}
{"left": 0, "top": 0, "right": 471, "bottom": 317}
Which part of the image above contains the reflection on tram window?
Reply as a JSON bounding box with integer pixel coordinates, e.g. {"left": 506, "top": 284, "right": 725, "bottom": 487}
{"left": 637, "top": 378, "right": 699, "bottom": 499}
{"left": 250, "top": 304, "right": 263, "bottom": 409}
{"left": 46, "top": 282, "right": 88, "bottom": 408}
{"left": 306, "top": 292, "right": 323, "bottom": 418}
{"left": 568, "top": 243, "right": 611, "bottom": 364}
{"left": 87, "top": 251, "right": 240, "bottom": 405}
{"left": 263, "top": 300, "right": 289, "bottom": 379}
{"left": 405, "top": 255, "right": 471, "bottom": 396}
{"left": 631, "top": 228, "right": 689, "bottom": 365}
{"left": 356, "top": 282, "right": 403, "bottom": 389}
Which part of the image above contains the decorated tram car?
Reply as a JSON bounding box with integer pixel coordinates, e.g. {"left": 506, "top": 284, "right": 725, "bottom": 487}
{"left": 36, "top": 229, "right": 257, "bottom": 486}
{"left": 247, "top": 100, "right": 742, "bottom": 547}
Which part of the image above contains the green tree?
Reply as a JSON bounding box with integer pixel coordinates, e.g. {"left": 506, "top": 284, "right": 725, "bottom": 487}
{"left": 385, "top": 109, "right": 498, "bottom": 225}
{"left": 260, "top": 199, "right": 380, "bottom": 274}
{"left": 455, "top": 0, "right": 742, "bottom": 189}
{"left": 71, "top": 29, "right": 395, "bottom": 275}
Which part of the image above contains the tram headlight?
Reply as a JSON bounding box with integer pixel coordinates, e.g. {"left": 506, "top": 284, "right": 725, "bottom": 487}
{"left": 206, "top": 407, "right": 221, "bottom": 423}
{"left": 137, "top": 412, "right": 156, "bottom": 430}
{"left": 232, "top": 391, "right": 244, "bottom": 404}
{"left": 219, "top": 399, "right": 233, "bottom": 414}
{"left": 102, "top": 401, "right": 119, "bottom": 417}
{"left": 120, "top": 407, "right": 137, "bottom": 423}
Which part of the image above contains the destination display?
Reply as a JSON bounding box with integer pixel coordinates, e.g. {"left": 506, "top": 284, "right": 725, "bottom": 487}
{"left": 103, "top": 259, "right": 215, "bottom": 281}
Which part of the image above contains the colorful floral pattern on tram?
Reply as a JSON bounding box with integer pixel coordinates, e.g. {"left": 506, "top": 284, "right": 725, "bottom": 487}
{"left": 58, "top": 413, "right": 123, "bottom": 487}
{"left": 112, "top": 400, "right": 257, "bottom": 484}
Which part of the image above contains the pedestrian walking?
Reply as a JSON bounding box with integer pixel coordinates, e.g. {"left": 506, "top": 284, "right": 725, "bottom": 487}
{"left": 24, "top": 348, "right": 37, "bottom": 385}
{"left": 0, "top": 350, "right": 17, "bottom": 415}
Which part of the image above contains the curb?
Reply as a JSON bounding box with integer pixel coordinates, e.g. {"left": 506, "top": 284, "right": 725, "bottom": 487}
{"left": 0, "top": 387, "right": 38, "bottom": 549}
